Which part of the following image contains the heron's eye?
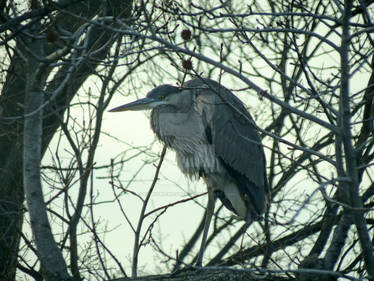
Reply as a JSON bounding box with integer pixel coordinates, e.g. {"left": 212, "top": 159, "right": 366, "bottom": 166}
{"left": 159, "top": 95, "right": 165, "bottom": 100}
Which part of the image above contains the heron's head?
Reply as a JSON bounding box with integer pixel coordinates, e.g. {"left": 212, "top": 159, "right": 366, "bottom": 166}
{"left": 109, "top": 84, "right": 185, "bottom": 112}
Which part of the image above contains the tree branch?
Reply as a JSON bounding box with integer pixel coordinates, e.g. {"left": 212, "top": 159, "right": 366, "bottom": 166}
{"left": 339, "top": 0, "right": 374, "bottom": 277}
{"left": 23, "top": 26, "right": 71, "bottom": 281}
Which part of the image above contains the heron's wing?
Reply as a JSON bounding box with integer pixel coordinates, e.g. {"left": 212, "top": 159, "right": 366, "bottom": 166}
{"left": 192, "top": 81, "right": 267, "bottom": 216}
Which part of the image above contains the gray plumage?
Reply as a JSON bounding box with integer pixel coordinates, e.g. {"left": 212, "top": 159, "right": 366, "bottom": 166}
{"left": 110, "top": 78, "right": 268, "bottom": 266}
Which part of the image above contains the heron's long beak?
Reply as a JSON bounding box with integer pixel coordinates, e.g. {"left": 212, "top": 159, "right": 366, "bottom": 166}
{"left": 109, "top": 97, "right": 157, "bottom": 112}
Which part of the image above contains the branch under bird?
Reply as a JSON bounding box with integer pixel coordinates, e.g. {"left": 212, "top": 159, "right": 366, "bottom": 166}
{"left": 109, "top": 78, "right": 268, "bottom": 266}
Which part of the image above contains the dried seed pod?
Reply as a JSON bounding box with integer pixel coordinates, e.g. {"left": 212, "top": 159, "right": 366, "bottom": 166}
{"left": 181, "top": 29, "right": 192, "bottom": 41}
{"left": 182, "top": 59, "right": 193, "bottom": 70}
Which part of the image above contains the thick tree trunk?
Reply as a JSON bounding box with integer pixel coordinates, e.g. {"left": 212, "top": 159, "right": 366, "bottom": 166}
{"left": 0, "top": 47, "right": 28, "bottom": 281}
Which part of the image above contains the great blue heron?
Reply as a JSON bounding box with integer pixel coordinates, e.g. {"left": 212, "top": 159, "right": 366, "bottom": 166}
{"left": 110, "top": 78, "right": 268, "bottom": 266}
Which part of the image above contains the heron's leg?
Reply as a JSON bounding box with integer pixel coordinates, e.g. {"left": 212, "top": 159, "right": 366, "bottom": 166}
{"left": 196, "top": 187, "right": 216, "bottom": 267}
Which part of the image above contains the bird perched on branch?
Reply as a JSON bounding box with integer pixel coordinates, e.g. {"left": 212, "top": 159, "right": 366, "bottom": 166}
{"left": 110, "top": 78, "right": 268, "bottom": 266}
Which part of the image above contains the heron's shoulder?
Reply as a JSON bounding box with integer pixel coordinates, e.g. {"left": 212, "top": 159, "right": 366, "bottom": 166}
{"left": 184, "top": 79, "right": 245, "bottom": 106}
{"left": 183, "top": 79, "right": 231, "bottom": 95}
{"left": 183, "top": 78, "right": 219, "bottom": 88}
